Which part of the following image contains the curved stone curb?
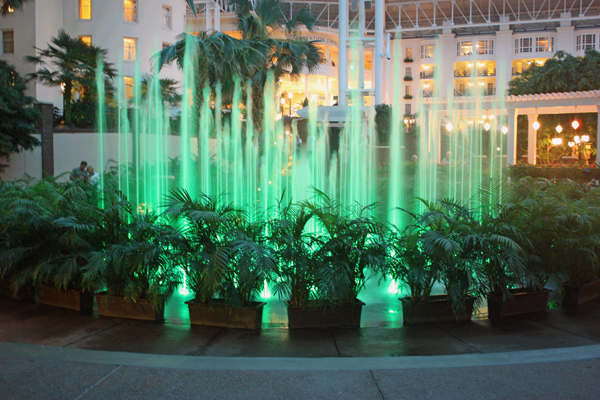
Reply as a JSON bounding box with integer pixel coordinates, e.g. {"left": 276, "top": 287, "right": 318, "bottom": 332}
{"left": 1, "top": 341, "right": 600, "bottom": 371}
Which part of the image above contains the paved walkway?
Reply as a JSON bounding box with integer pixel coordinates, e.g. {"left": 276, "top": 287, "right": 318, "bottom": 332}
{"left": 2, "top": 294, "right": 600, "bottom": 399}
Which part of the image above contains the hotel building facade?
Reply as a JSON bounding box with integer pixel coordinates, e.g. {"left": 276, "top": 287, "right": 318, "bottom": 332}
{"left": 1, "top": 0, "right": 600, "bottom": 115}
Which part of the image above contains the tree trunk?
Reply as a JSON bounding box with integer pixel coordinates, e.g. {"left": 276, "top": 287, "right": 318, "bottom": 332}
{"left": 64, "top": 80, "right": 73, "bottom": 126}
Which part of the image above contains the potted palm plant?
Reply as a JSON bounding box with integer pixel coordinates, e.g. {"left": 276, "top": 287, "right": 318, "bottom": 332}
{"left": 297, "top": 193, "right": 387, "bottom": 328}
{"left": 84, "top": 201, "right": 185, "bottom": 322}
{"left": 168, "top": 190, "right": 276, "bottom": 330}
{"left": 391, "top": 200, "right": 484, "bottom": 325}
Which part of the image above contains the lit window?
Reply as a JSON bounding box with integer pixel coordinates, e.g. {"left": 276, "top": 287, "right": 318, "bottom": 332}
{"left": 457, "top": 41, "right": 473, "bottom": 56}
{"left": 576, "top": 34, "right": 595, "bottom": 51}
{"left": 162, "top": 5, "right": 172, "bottom": 29}
{"left": 405, "top": 48, "right": 412, "bottom": 59}
{"left": 124, "top": 0, "right": 137, "bottom": 22}
{"left": 7, "top": 6, "right": 14, "bottom": 12}
{"left": 405, "top": 103, "right": 411, "bottom": 115}
{"left": 536, "top": 37, "right": 554, "bottom": 52}
{"left": 421, "top": 44, "right": 435, "bottom": 59}
{"left": 79, "top": 0, "right": 91, "bottom": 19}
{"left": 476, "top": 40, "right": 493, "bottom": 55}
{"left": 2, "top": 31, "right": 14, "bottom": 54}
{"left": 124, "top": 76, "right": 133, "bottom": 99}
{"left": 405, "top": 67, "right": 412, "bottom": 78}
{"left": 515, "top": 38, "right": 533, "bottom": 53}
{"left": 124, "top": 38, "right": 136, "bottom": 60}
{"left": 79, "top": 36, "right": 91, "bottom": 46}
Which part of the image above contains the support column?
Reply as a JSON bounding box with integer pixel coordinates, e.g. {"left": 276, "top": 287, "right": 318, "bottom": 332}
{"left": 507, "top": 110, "right": 518, "bottom": 165}
{"left": 205, "top": 4, "right": 213, "bottom": 31}
{"left": 358, "top": 0, "right": 365, "bottom": 91}
{"left": 214, "top": 1, "right": 220, "bottom": 31}
{"left": 325, "top": 78, "right": 330, "bottom": 106}
{"left": 596, "top": 107, "right": 600, "bottom": 165}
{"left": 374, "top": 0, "right": 385, "bottom": 105}
{"left": 338, "top": 0, "right": 348, "bottom": 106}
{"left": 527, "top": 114, "right": 538, "bottom": 165}
{"left": 37, "top": 102, "right": 54, "bottom": 178}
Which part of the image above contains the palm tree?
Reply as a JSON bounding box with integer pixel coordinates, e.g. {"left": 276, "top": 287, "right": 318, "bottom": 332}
{"left": 1, "top": 0, "right": 32, "bottom": 15}
{"left": 140, "top": 74, "right": 182, "bottom": 109}
{"left": 24, "top": 30, "right": 116, "bottom": 126}
{"left": 158, "top": 0, "right": 323, "bottom": 124}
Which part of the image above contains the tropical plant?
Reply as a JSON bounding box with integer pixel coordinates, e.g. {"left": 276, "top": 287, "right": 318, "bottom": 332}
{"left": 140, "top": 74, "right": 182, "bottom": 109}
{"left": 302, "top": 192, "right": 387, "bottom": 306}
{"left": 0, "top": 60, "right": 41, "bottom": 171}
{"left": 269, "top": 198, "right": 320, "bottom": 307}
{"left": 1, "top": 0, "right": 32, "bottom": 15}
{"left": 25, "top": 30, "right": 116, "bottom": 126}
{"left": 166, "top": 189, "right": 276, "bottom": 306}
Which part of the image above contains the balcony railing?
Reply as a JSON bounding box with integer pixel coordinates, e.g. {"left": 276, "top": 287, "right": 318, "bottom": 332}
{"left": 454, "top": 88, "right": 496, "bottom": 96}
{"left": 512, "top": 67, "right": 531, "bottom": 76}
{"left": 420, "top": 71, "right": 435, "bottom": 79}
{"left": 422, "top": 90, "right": 434, "bottom": 98}
{"left": 454, "top": 69, "right": 496, "bottom": 77}
{"left": 454, "top": 70, "right": 472, "bottom": 77}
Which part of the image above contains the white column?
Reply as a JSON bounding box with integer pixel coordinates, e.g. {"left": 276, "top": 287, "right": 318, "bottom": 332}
{"left": 338, "top": 0, "right": 348, "bottom": 106}
{"left": 205, "top": 4, "right": 213, "bottom": 31}
{"left": 507, "top": 110, "right": 518, "bottom": 165}
{"left": 374, "top": 0, "right": 385, "bottom": 105}
{"left": 358, "top": 0, "right": 366, "bottom": 91}
{"left": 527, "top": 114, "right": 538, "bottom": 165}
{"left": 214, "top": 1, "right": 220, "bottom": 31}
{"left": 325, "top": 78, "right": 330, "bottom": 105}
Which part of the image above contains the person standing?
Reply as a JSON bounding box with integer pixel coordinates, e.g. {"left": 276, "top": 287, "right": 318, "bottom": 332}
{"left": 71, "top": 161, "right": 89, "bottom": 182}
{"left": 86, "top": 166, "right": 100, "bottom": 185}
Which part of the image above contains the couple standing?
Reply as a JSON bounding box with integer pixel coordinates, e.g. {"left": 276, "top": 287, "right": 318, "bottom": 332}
{"left": 71, "top": 161, "right": 100, "bottom": 185}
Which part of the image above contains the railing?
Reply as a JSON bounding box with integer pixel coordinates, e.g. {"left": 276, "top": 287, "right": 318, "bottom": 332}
{"left": 512, "top": 67, "right": 530, "bottom": 76}
{"left": 420, "top": 71, "right": 434, "bottom": 79}
{"left": 454, "top": 70, "right": 472, "bottom": 77}
{"left": 483, "top": 88, "right": 496, "bottom": 96}
{"left": 454, "top": 69, "right": 496, "bottom": 77}
{"left": 454, "top": 88, "right": 496, "bottom": 96}
{"left": 422, "top": 90, "right": 433, "bottom": 98}
{"left": 454, "top": 89, "right": 471, "bottom": 96}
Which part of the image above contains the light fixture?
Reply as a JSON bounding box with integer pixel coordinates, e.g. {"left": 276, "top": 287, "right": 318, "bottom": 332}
{"left": 468, "top": 83, "right": 474, "bottom": 86}
{"left": 424, "top": 65, "right": 430, "bottom": 69}
{"left": 572, "top": 120, "right": 580, "bottom": 130}
{"left": 482, "top": 115, "right": 487, "bottom": 119}
{"left": 574, "top": 135, "right": 581, "bottom": 144}
{"left": 556, "top": 125, "right": 563, "bottom": 134}
{"left": 288, "top": 92, "right": 294, "bottom": 99}
{"left": 445, "top": 122, "right": 453, "bottom": 132}
{"left": 489, "top": 115, "right": 495, "bottom": 119}
{"left": 404, "top": 118, "right": 409, "bottom": 124}
{"left": 468, "top": 63, "right": 473, "bottom": 67}
{"left": 582, "top": 135, "right": 590, "bottom": 143}
{"left": 479, "top": 82, "right": 484, "bottom": 86}
{"left": 497, "top": 147, "right": 501, "bottom": 151}
{"left": 424, "top": 83, "right": 430, "bottom": 88}
{"left": 551, "top": 137, "right": 563, "bottom": 145}
{"left": 484, "top": 122, "right": 491, "bottom": 131}
{"left": 468, "top": 120, "right": 474, "bottom": 124}
{"left": 280, "top": 98, "right": 286, "bottom": 105}
{"left": 568, "top": 141, "right": 576, "bottom": 147}
{"left": 478, "top": 62, "right": 485, "bottom": 67}
{"left": 533, "top": 121, "right": 540, "bottom": 130}
{"left": 501, "top": 126, "right": 508, "bottom": 134}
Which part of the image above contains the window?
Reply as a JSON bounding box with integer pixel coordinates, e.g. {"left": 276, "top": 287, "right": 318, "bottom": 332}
{"left": 162, "top": 5, "right": 172, "bottom": 29}
{"left": 405, "top": 85, "right": 411, "bottom": 96}
{"left": 577, "top": 34, "right": 595, "bottom": 50}
{"left": 476, "top": 40, "right": 493, "bottom": 55}
{"left": 405, "top": 104, "right": 411, "bottom": 115}
{"left": 2, "top": 30, "right": 14, "bottom": 54}
{"left": 536, "top": 37, "right": 554, "bottom": 52}
{"left": 515, "top": 38, "right": 533, "bottom": 53}
{"left": 405, "top": 67, "right": 412, "bottom": 78}
{"left": 457, "top": 41, "right": 473, "bottom": 56}
{"left": 162, "top": 42, "right": 172, "bottom": 66}
{"left": 124, "top": 0, "right": 137, "bottom": 22}
{"left": 124, "top": 76, "right": 133, "bottom": 100}
{"left": 79, "top": 0, "right": 91, "bottom": 19}
{"left": 79, "top": 36, "right": 91, "bottom": 46}
{"left": 405, "top": 47, "right": 412, "bottom": 59}
{"left": 124, "top": 38, "right": 136, "bottom": 60}
{"left": 420, "top": 44, "right": 435, "bottom": 59}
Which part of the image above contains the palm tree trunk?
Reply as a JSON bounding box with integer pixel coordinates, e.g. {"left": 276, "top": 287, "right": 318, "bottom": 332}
{"left": 64, "top": 80, "right": 72, "bottom": 126}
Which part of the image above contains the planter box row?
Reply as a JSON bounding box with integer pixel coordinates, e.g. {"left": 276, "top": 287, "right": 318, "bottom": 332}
{"left": 3, "top": 282, "right": 599, "bottom": 328}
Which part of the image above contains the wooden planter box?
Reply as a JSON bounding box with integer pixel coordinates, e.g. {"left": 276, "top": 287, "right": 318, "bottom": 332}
{"left": 563, "top": 280, "right": 600, "bottom": 305}
{"left": 0, "top": 279, "right": 35, "bottom": 302}
{"left": 487, "top": 289, "right": 550, "bottom": 319}
{"left": 287, "top": 300, "right": 365, "bottom": 329}
{"left": 96, "top": 293, "right": 164, "bottom": 322}
{"left": 37, "top": 285, "right": 93, "bottom": 314}
{"left": 186, "top": 300, "right": 266, "bottom": 330}
{"left": 401, "top": 295, "right": 475, "bottom": 325}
